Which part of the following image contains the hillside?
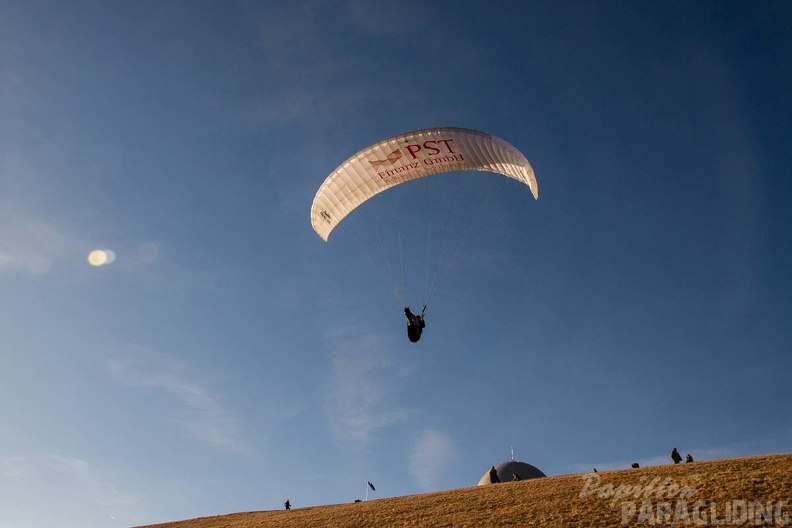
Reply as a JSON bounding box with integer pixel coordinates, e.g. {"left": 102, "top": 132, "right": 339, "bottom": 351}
{"left": 136, "top": 453, "right": 791, "bottom": 528}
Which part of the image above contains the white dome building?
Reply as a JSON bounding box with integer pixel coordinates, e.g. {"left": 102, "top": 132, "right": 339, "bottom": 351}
{"left": 478, "top": 452, "right": 546, "bottom": 485}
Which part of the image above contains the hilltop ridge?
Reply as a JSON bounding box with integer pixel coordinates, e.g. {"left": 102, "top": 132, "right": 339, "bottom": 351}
{"left": 137, "top": 453, "right": 791, "bottom": 528}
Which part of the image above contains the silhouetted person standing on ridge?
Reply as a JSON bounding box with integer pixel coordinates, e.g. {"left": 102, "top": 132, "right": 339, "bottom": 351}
{"left": 489, "top": 466, "right": 500, "bottom": 484}
{"left": 284, "top": 499, "right": 291, "bottom": 510}
{"left": 671, "top": 448, "right": 682, "bottom": 464}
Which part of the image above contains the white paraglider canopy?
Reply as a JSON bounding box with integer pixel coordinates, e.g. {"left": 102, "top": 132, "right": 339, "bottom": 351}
{"left": 310, "top": 127, "right": 538, "bottom": 241}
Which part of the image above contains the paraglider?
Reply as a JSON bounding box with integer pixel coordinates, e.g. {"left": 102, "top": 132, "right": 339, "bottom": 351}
{"left": 404, "top": 306, "right": 426, "bottom": 343}
{"left": 310, "top": 127, "right": 538, "bottom": 342}
{"left": 311, "top": 127, "right": 537, "bottom": 242}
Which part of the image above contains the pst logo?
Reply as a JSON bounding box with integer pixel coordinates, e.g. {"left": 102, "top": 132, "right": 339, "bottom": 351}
{"left": 368, "top": 148, "right": 403, "bottom": 168}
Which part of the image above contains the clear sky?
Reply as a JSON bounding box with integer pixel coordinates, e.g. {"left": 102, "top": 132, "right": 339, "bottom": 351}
{"left": 2, "top": 1, "right": 791, "bottom": 527}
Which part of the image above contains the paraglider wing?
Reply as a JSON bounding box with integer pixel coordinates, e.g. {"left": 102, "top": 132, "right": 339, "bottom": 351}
{"left": 310, "top": 127, "right": 538, "bottom": 241}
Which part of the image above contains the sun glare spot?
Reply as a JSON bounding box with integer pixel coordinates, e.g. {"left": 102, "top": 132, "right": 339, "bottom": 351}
{"left": 88, "top": 249, "right": 115, "bottom": 267}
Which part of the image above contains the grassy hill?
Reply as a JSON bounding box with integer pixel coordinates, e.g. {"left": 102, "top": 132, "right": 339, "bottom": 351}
{"left": 136, "top": 453, "right": 791, "bottom": 528}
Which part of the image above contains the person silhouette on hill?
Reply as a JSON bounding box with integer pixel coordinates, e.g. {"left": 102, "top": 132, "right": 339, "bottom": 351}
{"left": 671, "top": 448, "right": 682, "bottom": 464}
{"left": 685, "top": 453, "right": 694, "bottom": 463}
{"left": 284, "top": 499, "right": 291, "bottom": 510}
{"left": 489, "top": 466, "right": 500, "bottom": 484}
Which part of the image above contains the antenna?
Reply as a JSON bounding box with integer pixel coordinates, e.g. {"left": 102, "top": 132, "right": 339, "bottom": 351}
{"left": 510, "top": 446, "right": 515, "bottom": 461}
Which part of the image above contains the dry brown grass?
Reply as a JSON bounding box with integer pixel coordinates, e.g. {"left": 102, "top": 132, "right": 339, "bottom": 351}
{"left": 136, "top": 453, "right": 791, "bottom": 528}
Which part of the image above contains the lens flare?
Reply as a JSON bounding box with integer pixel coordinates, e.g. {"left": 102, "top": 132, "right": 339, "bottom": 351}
{"left": 88, "top": 249, "right": 116, "bottom": 267}
{"left": 137, "top": 242, "right": 159, "bottom": 262}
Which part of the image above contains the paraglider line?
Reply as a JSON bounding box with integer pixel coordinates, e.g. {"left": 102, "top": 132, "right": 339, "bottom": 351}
{"left": 398, "top": 231, "right": 407, "bottom": 307}
{"left": 424, "top": 173, "right": 504, "bottom": 304}
{"left": 423, "top": 175, "right": 470, "bottom": 305}
{"left": 349, "top": 224, "right": 405, "bottom": 308}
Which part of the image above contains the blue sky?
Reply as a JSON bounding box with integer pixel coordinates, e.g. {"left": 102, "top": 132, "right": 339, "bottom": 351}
{"left": 2, "top": 1, "right": 791, "bottom": 527}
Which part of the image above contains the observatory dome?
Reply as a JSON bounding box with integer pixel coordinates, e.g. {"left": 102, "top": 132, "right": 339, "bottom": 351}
{"left": 477, "top": 460, "right": 546, "bottom": 485}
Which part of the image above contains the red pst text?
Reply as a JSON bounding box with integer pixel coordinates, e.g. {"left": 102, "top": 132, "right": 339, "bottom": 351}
{"left": 403, "top": 139, "right": 456, "bottom": 159}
